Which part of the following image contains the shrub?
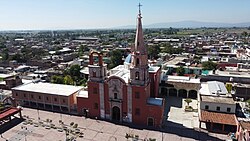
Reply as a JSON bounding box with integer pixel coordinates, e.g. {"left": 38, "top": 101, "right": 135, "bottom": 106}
{"left": 73, "top": 123, "right": 78, "bottom": 128}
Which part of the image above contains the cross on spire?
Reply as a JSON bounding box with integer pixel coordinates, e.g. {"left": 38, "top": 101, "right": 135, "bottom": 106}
{"left": 138, "top": 3, "right": 142, "bottom": 14}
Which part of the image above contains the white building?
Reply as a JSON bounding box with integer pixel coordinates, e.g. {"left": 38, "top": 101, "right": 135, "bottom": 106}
{"left": 199, "top": 81, "right": 237, "bottom": 133}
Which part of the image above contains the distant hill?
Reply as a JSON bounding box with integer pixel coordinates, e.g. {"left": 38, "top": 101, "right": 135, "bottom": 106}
{"left": 115, "top": 21, "right": 250, "bottom": 29}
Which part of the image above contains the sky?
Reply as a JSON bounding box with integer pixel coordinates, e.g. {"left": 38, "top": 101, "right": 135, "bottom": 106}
{"left": 0, "top": 0, "right": 250, "bottom": 30}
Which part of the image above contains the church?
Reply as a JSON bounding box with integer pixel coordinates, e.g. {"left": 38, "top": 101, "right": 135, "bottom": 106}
{"left": 77, "top": 7, "right": 165, "bottom": 127}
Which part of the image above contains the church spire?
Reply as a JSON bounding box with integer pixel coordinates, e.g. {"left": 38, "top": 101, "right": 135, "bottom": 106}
{"left": 130, "top": 3, "right": 149, "bottom": 86}
{"left": 134, "top": 3, "right": 147, "bottom": 55}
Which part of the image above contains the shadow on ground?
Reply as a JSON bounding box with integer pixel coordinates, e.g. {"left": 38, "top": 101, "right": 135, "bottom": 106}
{"left": 0, "top": 117, "right": 24, "bottom": 134}
{"left": 117, "top": 96, "right": 224, "bottom": 141}
{"left": 164, "top": 96, "right": 182, "bottom": 120}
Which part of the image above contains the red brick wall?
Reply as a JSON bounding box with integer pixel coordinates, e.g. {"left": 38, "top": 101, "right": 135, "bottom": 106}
{"left": 132, "top": 84, "right": 150, "bottom": 125}
{"left": 131, "top": 84, "right": 164, "bottom": 127}
{"left": 149, "top": 69, "right": 161, "bottom": 98}
{"left": 77, "top": 81, "right": 100, "bottom": 118}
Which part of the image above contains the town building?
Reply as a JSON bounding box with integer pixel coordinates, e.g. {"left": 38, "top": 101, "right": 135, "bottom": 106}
{"left": 199, "top": 81, "right": 237, "bottom": 133}
{"left": 12, "top": 82, "right": 83, "bottom": 113}
{"left": 77, "top": 8, "right": 164, "bottom": 127}
{"left": 160, "top": 75, "right": 200, "bottom": 98}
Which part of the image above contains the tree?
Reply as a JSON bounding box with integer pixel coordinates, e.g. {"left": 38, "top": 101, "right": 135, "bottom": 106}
{"left": 51, "top": 75, "right": 64, "bottom": 84}
{"left": 202, "top": 61, "right": 217, "bottom": 70}
{"left": 1, "top": 48, "right": 9, "bottom": 61}
{"left": 64, "top": 75, "right": 74, "bottom": 85}
{"left": 79, "top": 79, "right": 87, "bottom": 86}
{"left": 242, "top": 31, "right": 248, "bottom": 37}
{"left": 65, "top": 65, "right": 81, "bottom": 82}
{"left": 184, "top": 98, "right": 192, "bottom": 106}
{"left": 161, "top": 43, "right": 183, "bottom": 54}
{"left": 148, "top": 45, "right": 160, "bottom": 59}
{"left": 78, "top": 45, "right": 88, "bottom": 57}
{"left": 109, "top": 49, "right": 123, "bottom": 69}
{"left": 226, "top": 83, "right": 233, "bottom": 93}
{"left": 176, "top": 66, "right": 185, "bottom": 76}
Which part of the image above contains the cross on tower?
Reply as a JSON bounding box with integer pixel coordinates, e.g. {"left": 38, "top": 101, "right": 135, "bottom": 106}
{"left": 138, "top": 3, "right": 142, "bottom": 14}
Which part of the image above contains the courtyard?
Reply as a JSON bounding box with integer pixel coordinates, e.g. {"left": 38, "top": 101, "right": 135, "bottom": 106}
{"left": 0, "top": 105, "right": 230, "bottom": 141}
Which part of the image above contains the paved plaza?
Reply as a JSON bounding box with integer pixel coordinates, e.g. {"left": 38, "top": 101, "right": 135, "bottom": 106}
{"left": 0, "top": 101, "right": 230, "bottom": 141}
{"left": 164, "top": 96, "right": 199, "bottom": 129}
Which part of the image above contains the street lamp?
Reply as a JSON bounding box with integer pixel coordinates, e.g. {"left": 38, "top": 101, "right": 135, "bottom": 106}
{"left": 37, "top": 108, "right": 40, "bottom": 120}
{"left": 59, "top": 107, "right": 62, "bottom": 121}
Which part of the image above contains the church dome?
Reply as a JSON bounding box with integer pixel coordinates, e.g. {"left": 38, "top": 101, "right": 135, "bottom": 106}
{"left": 124, "top": 54, "right": 132, "bottom": 63}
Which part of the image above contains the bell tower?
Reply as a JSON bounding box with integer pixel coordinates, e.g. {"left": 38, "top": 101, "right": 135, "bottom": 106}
{"left": 130, "top": 4, "right": 149, "bottom": 86}
{"left": 88, "top": 51, "right": 107, "bottom": 82}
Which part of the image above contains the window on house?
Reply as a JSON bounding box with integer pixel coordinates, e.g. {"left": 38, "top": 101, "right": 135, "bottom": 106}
{"left": 24, "top": 94, "right": 26, "bottom": 97}
{"left": 46, "top": 97, "right": 49, "bottom": 100}
{"left": 135, "top": 108, "right": 140, "bottom": 115}
{"left": 31, "top": 95, "right": 33, "bottom": 98}
{"left": 135, "top": 72, "right": 139, "bottom": 80}
{"left": 16, "top": 93, "right": 18, "bottom": 96}
{"left": 39, "top": 96, "right": 41, "bottom": 99}
{"left": 54, "top": 98, "right": 57, "bottom": 102}
{"left": 114, "top": 93, "right": 118, "bottom": 99}
{"left": 63, "top": 99, "right": 65, "bottom": 103}
{"left": 135, "top": 92, "right": 140, "bottom": 99}
{"left": 205, "top": 105, "right": 209, "bottom": 110}
{"left": 227, "top": 108, "right": 231, "bottom": 112}
{"left": 93, "top": 88, "right": 98, "bottom": 94}
{"left": 216, "top": 106, "right": 220, "bottom": 111}
{"left": 137, "top": 42, "right": 139, "bottom": 46}
{"left": 94, "top": 103, "right": 98, "bottom": 109}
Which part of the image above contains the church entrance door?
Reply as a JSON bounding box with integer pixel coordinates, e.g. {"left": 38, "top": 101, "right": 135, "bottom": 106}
{"left": 112, "top": 106, "right": 120, "bottom": 121}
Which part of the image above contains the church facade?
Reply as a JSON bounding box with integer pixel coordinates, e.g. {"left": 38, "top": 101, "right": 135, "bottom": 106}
{"left": 77, "top": 8, "right": 164, "bottom": 127}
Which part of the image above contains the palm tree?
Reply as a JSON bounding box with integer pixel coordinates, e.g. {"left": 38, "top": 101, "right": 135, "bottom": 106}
{"left": 184, "top": 98, "right": 192, "bottom": 106}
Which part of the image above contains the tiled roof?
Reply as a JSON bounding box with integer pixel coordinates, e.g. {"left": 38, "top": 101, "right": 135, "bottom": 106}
{"left": 238, "top": 118, "right": 250, "bottom": 130}
{"left": 200, "top": 110, "right": 236, "bottom": 125}
{"left": 240, "top": 121, "right": 250, "bottom": 130}
{"left": 0, "top": 107, "right": 21, "bottom": 120}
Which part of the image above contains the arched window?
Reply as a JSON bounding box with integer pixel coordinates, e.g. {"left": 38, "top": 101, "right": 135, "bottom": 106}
{"left": 135, "top": 72, "right": 139, "bottom": 80}
{"left": 136, "top": 58, "right": 140, "bottom": 66}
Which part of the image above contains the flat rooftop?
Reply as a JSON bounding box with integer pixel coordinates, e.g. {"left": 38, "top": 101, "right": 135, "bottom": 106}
{"left": 201, "top": 95, "right": 234, "bottom": 104}
{"left": 147, "top": 98, "right": 163, "bottom": 106}
{"left": 77, "top": 90, "right": 88, "bottom": 98}
{"left": 12, "top": 82, "right": 83, "bottom": 96}
{"left": 163, "top": 75, "right": 200, "bottom": 84}
{"left": 0, "top": 89, "right": 12, "bottom": 96}
{"left": 164, "top": 56, "right": 187, "bottom": 65}
{"left": 0, "top": 73, "right": 14, "bottom": 79}
{"left": 215, "top": 70, "right": 250, "bottom": 78}
{"left": 148, "top": 66, "right": 160, "bottom": 73}
{"left": 200, "top": 81, "right": 228, "bottom": 96}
